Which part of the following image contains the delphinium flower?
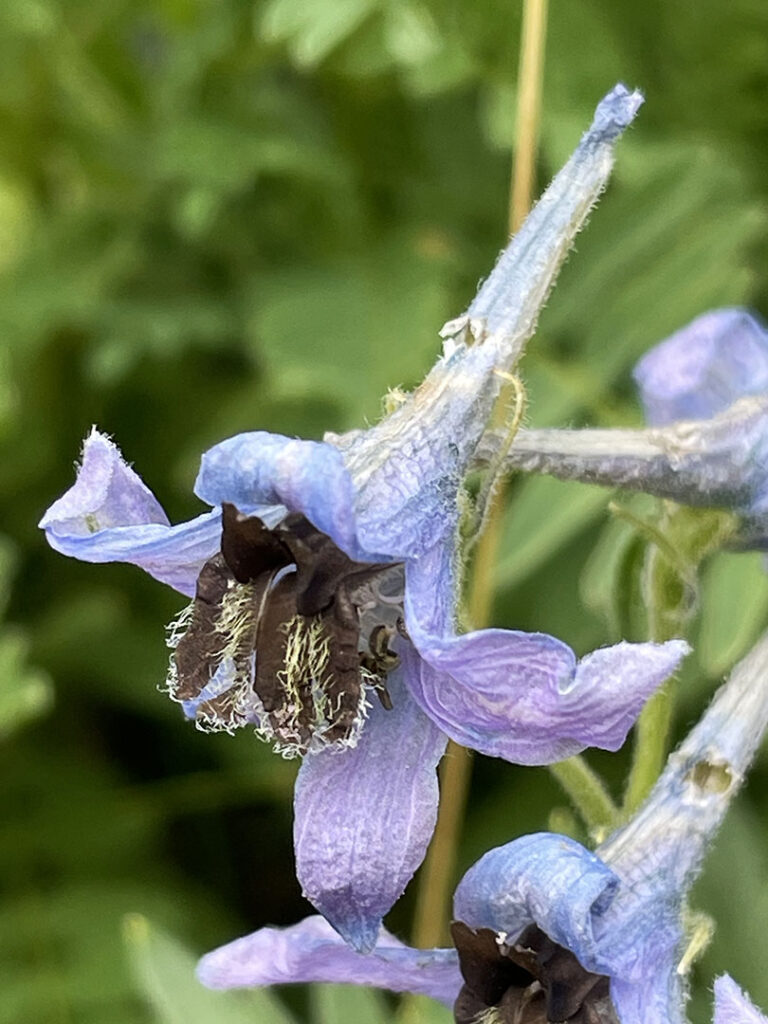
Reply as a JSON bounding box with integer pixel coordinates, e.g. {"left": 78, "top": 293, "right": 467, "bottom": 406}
{"left": 39, "top": 85, "right": 686, "bottom": 952}
{"left": 490, "top": 309, "right": 768, "bottom": 549}
{"left": 197, "top": 629, "right": 768, "bottom": 1024}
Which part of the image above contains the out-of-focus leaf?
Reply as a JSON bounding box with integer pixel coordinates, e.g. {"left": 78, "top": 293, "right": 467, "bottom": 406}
{"left": 247, "top": 234, "right": 453, "bottom": 426}
{"left": 0, "top": 536, "right": 52, "bottom": 738}
{"left": 1, "top": 882, "right": 222, "bottom": 1024}
{"left": 493, "top": 477, "right": 609, "bottom": 591}
{"left": 396, "top": 995, "right": 454, "bottom": 1024}
{"left": 691, "top": 801, "right": 768, "bottom": 1020}
{"left": 0, "top": 630, "right": 53, "bottom": 739}
{"left": 124, "top": 914, "right": 295, "bottom": 1024}
{"left": 526, "top": 143, "right": 765, "bottom": 427}
{"left": 311, "top": 982, "right": 390, "bottom": 1024}
{"left": 579, "top": 514, "right": 642, "bottom": 640}
{"left": 260, "top": 0, "right": 379, "bottom": 67}
{"left": 696, "top": 552, "right": 768, "bottom": 677}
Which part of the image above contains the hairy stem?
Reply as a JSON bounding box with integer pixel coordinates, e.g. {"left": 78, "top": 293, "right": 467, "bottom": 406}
{"left": 549, "top": 755, "right": 619, "bottom": 838}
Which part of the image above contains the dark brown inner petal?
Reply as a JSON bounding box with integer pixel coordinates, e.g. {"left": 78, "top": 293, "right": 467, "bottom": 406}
{"left": 169, "top": 504, "right": 402, "bottom": 755}
{"left": 221, "top": 503, "right": 292, "bottom": 583}
{"left": 451, "top": 922, "right": 620, "bottom": 1024}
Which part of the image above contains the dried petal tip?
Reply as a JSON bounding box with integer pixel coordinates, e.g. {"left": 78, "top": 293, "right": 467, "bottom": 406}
{"left": 588, "top": 84, "right": 644, "bottom": 143}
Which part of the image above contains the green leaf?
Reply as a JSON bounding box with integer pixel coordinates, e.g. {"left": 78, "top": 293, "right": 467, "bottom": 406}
{"left": 124, "top": 914, "right": 296, "bottom": 1024}
{"left": 260, "top": 0, "right": 378, "bottom": 67}
{"left": 696, "top": 552, "right": 768, "bottom": 677}
{"left": 579, "top": 514, "right": 643, "bottom": 640}
{"left": 493, "top": 477, "right": 609, "bottom": 591}
{"left": 248, "top": 235, "right": 452, "bottom": 427}
{"left": 0, "top": 630, "right": 53, "bottom": 739}
{"left": 311, "top": 983, "right": 390, "bottom": 1024}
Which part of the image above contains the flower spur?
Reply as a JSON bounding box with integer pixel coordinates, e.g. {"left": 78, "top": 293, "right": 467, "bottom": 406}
{"left": 39, "top": 84, "right": 686, "bottom": 952}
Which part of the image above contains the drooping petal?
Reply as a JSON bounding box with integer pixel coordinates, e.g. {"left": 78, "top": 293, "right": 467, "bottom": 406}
{"left": 714, "top": 975, "right": 768, "bottom": 1024}
{"left": 452, "top": 833, "right": 619, "bottom": 975}
{"left": 197, "top": 914, "right": 461, "bottom": 1005}
{"left": 634, "top": 309, "right": 768, "bottom": 426}
{"left": 403, "top": 604, "right": 688, "bottom": 764}
{"left": 293, "top": 668, "right": 446, "bottom": 953}
{"left": 39, "top": 429, "right": 290, "bottom": 595}
{"left": 44, "top": 508, "right": 223, "bottom": 598}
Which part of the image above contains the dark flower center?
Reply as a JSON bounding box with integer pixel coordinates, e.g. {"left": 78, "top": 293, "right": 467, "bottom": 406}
{"left": 166, "top": 503, "right": 403, "bottom": 756}
{"left": 451, "top": 921, "right": 619, "bottom": 1024}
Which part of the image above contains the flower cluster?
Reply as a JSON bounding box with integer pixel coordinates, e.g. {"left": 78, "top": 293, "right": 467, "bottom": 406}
{"left": 39, "top": 82, "right": 768, "bottom": 1023}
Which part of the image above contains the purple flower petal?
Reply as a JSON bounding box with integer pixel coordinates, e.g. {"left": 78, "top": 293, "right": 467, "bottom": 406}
{"left": 39, "top": 429, "right": 289, "bottom": 595}
{"left": 197, "top": 914, "right": 461, "bottom": 1005}
{"left": 40, "top": 429, "right": 170, "bottom": 533}
{"left": 714, "top": 975, "right": 768, "bottom": 1024}
{"left": 293, "top": 668, "right": 446, "bottom": 953}
{"left": 634, "top": 309, "right": 768, "bottom": 426}
{"left": 453, "top": 833, "right": 619, "bottom": 974}
{"left": 403, "top": 616, "right": 688, "bottom": 764}
{"left": 39, "top": 430, "right": 218, "bottom": 595}
{"left": 194, "top": 432, "right": 364, "bottom": 559}
{"left": 44, "top": 507, "right": 224, "bottom": 598}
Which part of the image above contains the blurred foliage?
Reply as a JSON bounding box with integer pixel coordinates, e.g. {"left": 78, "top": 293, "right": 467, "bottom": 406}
{"left": 3, "top": 0, "right": 768, "bottom": 1021}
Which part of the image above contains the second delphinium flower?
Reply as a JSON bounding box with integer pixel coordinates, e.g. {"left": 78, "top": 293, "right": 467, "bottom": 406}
{"left": 197, "top": 628, "right": 768, "bottom": 1023}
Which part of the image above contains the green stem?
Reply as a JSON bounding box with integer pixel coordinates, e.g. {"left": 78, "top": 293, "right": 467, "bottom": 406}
{"left": 623, "top": 525, "right": 687, "bottom": 814}
{"left": 549, "top": 755, "right": 619, "bottom": 835}
{"left": 622, "top": 684, "right": 675, "bottom": 814}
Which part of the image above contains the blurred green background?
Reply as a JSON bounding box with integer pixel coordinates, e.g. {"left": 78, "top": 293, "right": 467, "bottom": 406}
{"left": 3, "top": 1, "right": 768, "bottom": 1021}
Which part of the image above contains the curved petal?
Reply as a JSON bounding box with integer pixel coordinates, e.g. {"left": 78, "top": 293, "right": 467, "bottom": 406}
{"left": 294, "top": 667, "right": 446, "bottom": 953}
{"left": 196, "top": 429, "right": 462, "bottom": 565}
{"left": 44, "top": 508, "right": 221, "bottom": 598}
{"left": 452, "top": 833, "right": 619, "bottom": 975}
{"left": 40, "top": 429, "right": 170, "bottom": 532}
{"left": 606, "top": 975, "right": 686, "bottom": 1024}
{"left": 714, "top": 976, "right": 768, "bottom": 1024}
{"left": 404, "top": 604, "right": 688, "bottom": 763}
{"left": 197, "top": 915, "right": 461, "bottom": 1005}
{"left": 634, "top": 309, "right": 768, "bottom": 426}
{"left": 39, "top": 430, "right": 221, "bottom": 596}
{"left": 194, "top": 432, "right": 366, "bottom": 560}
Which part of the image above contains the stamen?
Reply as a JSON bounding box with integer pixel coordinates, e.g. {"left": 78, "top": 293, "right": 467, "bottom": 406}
{"left": 164, "top": 506, "right": 404, "bottom": 757}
